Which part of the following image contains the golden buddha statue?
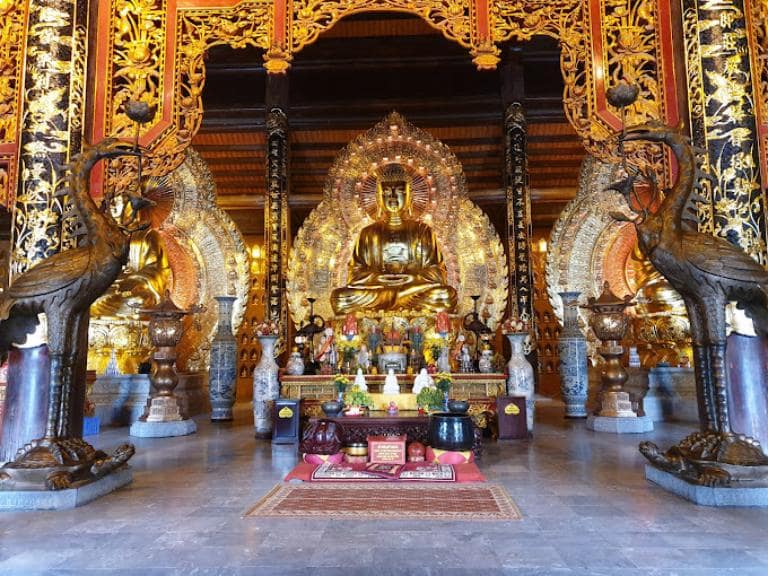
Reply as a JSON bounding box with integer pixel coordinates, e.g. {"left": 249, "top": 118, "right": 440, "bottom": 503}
{"left": 91, "top": 195, "right": 171, "bottom": 318}
{"left": 629, "top": 245, "right": 691, "bottom": 365}
{"left": 331, "top": 164, "right": 457, "bottom": 315}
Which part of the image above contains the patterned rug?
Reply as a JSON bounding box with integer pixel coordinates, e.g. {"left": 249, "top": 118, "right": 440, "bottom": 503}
{"left": 310, "top": 461, "right": 456, "bottom": 482}
{"left": 245, "top": 483, "right": 522, "bottom": 521}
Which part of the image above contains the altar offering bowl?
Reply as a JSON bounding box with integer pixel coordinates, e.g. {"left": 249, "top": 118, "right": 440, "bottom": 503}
{"left": 321, "top": 400, "right": 344, "bottom": 417}
{"left": 345, "top": 442, "right": 368, "bottom": 457}
{"left": 447, "top": 399, "right": 469, "bottom": 414}
{"left": 429, "top": 413, "right": 474, "bottom": 451}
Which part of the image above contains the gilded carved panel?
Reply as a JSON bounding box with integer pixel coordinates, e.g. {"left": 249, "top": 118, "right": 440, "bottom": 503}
{"left": 0, "top": 0, "right": 26, "bottom": 208}
{"left": 94, "top": 0, "right": 679, "bottom": 187}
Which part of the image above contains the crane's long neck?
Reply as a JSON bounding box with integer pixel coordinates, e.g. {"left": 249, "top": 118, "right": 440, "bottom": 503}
{"left": 69, "top": 157, "right": 116, "bottom": 246}
{"left": 660, "top": 139, "right": 694, "bottom": 228}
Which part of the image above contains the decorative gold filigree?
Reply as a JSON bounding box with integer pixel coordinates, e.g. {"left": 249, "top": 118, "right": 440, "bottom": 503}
{"left": 493, "top": 0, "right": 668, "bottom": 172}
{"left": 287, "top": 113, "right": 508, "bottom": 330}
{"left": 685, "top": 0, "right": 767, "bottom": 263}
{"left": 0, "top": 0, "right": 26, "bottom": 150}
{"left": 289, "top": 0, "right": 472, "bottom": 53}
{"left": 12, "top": 0, "right": 87, "bottom": 275}
{"left": 747, "top": 0, "right": 768, "bottom": 188}
{"left": 103, "top": 0, "right": 271, "bottom": 191}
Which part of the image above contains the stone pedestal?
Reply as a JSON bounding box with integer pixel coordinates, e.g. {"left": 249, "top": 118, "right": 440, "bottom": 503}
{"left": 599, "top": 390, "right": 637, "bottom": 417}
{"left": 90, "top": 374, "right": 151, "bottom": 426}
{"left": 642, "top": 366, "right": 698, "bottom": 423}
{"left": 587, "top": 414, "right": 654, "bottom": 433}
{"left": 130, "top": 395, "right": 197, "bottom": 437}
{"left": 646, "top": 465, "right": 768, "bottom": 507}
{"left": 0, "top": 467, "right": 133, "bottom": 510}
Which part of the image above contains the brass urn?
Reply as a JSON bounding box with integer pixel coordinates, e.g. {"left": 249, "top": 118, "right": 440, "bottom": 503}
{"left": 582, "top": 282, "right": 637, "bottom": 417}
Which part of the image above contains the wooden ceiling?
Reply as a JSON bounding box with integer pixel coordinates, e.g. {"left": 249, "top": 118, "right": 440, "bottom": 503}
{"left": 194, "top": 13, "right": 585, "bottom": 239}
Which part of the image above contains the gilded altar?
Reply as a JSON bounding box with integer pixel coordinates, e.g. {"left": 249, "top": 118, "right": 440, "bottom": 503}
{"left": 281, "top": 373, "right": 505, "bottom": 431}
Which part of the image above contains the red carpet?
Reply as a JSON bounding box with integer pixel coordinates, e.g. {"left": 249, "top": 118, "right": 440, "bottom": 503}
{"left": 284, "top": 460, "right": 485, "bottom": 483}
{"left": 246, "top": 482, "right": 521, "bottom": 520}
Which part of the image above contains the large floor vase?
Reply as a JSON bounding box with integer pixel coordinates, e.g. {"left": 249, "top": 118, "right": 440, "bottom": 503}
{"left": 506, "top": 333, "right": 535, "bottom": 434}
{"left": 558, "top": 291, "right": 588, "bottom": 418}
{"left": 209, "top": 296, "right": 238, "bottom": 421}
{"left": 253, "top": 335, "right": 279, "bottom": 438}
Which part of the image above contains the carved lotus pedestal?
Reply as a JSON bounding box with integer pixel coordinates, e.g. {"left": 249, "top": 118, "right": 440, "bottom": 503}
{"left": 130, "top": 295, "right": 198, "bottom": 438}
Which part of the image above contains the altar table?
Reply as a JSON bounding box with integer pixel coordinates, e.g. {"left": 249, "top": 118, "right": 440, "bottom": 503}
{"left": 308, "top": 411, "right": 483, "bottom": 457}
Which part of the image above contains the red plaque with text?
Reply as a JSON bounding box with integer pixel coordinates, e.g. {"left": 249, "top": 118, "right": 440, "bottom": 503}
{"left": 367, "top": 435, "right": 406, "bottom": 464}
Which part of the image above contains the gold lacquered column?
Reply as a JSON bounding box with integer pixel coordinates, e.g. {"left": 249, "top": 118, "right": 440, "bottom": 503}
{"left": 12, "top": 0, "right": 88, "bottom": 276}
{"left": 682, "top": 0, "right": 767, "bottom": 264}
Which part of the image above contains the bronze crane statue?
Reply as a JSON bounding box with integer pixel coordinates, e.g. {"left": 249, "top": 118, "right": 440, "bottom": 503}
{"left": 608, "top": 120, "right": 768, "bottom": 486}
{"left": 0, "top": 138, "right": 153, "bottom": 490}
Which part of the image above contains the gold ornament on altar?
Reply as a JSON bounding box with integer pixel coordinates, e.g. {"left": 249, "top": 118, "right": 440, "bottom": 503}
{"left": 331, "top": 163, "right": 457, "bottom": 315}
{"left": 287, "top": 112, "right": 508, "bottom": 329}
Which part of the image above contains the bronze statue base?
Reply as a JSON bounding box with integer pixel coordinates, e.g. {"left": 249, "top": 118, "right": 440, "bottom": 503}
{"left": 0, "top": 437, "right": 134, "bottom": 491}
{"left": 640, "top": 430, "right": 768, "bottom": 487}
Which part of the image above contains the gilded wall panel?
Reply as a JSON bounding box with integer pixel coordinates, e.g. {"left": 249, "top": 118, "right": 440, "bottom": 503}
{"left": 747, "top": 0, "right": 768, "bottom": 188}
{"left": 0, "top": 0, "right": 27, "bottom": 208}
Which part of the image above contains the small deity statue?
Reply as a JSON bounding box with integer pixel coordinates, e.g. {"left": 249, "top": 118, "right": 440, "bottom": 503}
{"left": 436, "top": 346, "right": 451, "bottom": 373}
{"left": 459, "top": 345, "right": 473, "bottom": 373}
{"left": 478, "top": 349, "right": 493, "bottom": 373}
{"left": 357, "top": 344, "right": 370, "bottom": 372}
{"left": 412, "top": 368, "right": 434, "bottom": 395}
{"left": 367, "top": 326, "right": 382, "bottom": 357}
{"left": 387, "top": 401, "right": 399, "bottom": 415}
{"left": 342, "top": 313, "right": 358, "bottom": 340}
{"left": 330, "top": 164, "right": 458, "bottom": 314}
{"left": 354, "top": 367, "right": 368, "bottom": 391}
{"left": 315, "top": 327, "right": 337, "bottom": 370}
{"left": 435, "top": 310, "right": 451, "bottom": 336}
{"left": 383, "top": 368, "right": 400, "bottom": 394}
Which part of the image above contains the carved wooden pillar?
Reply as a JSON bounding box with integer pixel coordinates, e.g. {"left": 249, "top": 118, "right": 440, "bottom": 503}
{"left": 503, "top": 102, "right": 535, "bottom": 326}
{"left": 12, "top": 0, "right": 88, "bottom": 275}
{"left": 3, "top": 0, "right": 89, "bottom": 453}
{"left": 264, "top": 74, "right": 290, "bottom": 355}
{"left": 682, "top": 0, "right": 767, "bottom": 265}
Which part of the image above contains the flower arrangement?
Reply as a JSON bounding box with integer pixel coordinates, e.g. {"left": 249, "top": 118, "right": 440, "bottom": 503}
{"left": 416, "top": 387, "right": 444, "bottom": 411}
{"left": 433, "top": 372, "right": 452, "bottom": 394}
{"left": 501, "top": 317, "right": 529, "bottom": 334}
{"left": 336, "top": 338, "right": 359, "bottom": 362}
{"left": 254, "top": 320, "right": 279, "bottom": 336}
{"left": 333, "top": 373, "right": 350, "bottom": 394}
{"left": 344, "top": 384, "right": 372, "bottom": 409}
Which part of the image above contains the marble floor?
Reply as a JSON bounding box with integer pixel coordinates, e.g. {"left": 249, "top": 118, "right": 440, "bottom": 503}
{"left": 1, "top": 402, "right": 767, "bottom": 576}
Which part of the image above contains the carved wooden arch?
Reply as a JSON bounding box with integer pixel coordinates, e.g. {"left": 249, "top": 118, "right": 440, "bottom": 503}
{"left": 90, "top": 0, "right": 681, "bottom": 189}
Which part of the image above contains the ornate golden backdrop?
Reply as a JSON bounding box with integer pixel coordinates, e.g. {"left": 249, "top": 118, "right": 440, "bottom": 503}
{"left": 546, "top": 154, "right": 691, "bottom": 366}
{"left": 286, "top": 112, "right": 508, "bottom": 329}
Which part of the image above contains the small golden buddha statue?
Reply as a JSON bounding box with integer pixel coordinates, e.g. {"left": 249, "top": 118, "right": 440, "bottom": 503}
{"left": 331, "top": 164, "right": 457, "bottom": 315}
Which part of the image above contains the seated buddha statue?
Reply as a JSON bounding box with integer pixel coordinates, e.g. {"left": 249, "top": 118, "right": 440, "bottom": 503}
{"left": 331, "top": 164, "right": 457, "bottom": 315}
{"left": 91, "top": 195, "right": 171, "bottom": 318}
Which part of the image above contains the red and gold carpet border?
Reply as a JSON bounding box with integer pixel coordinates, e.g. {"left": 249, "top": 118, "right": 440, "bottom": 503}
{"left": 245, "top": 482, "right": 521, "bottom": 521}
